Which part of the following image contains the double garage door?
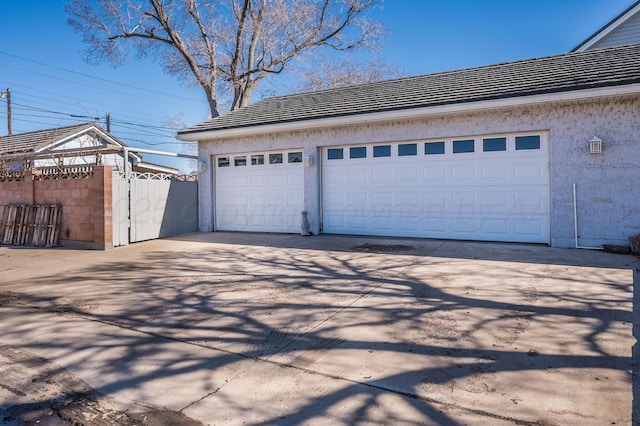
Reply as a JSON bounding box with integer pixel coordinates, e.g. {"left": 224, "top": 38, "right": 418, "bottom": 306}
{"left": 214, "top": 132, "right": 549, "bottom": 243}
{"left": 323, "top": 133, "right": 549, "bottom": 243}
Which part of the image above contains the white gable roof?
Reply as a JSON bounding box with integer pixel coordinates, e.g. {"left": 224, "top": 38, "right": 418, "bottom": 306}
{"left": 573, "top": 1, "right": 640, "bottom": 52}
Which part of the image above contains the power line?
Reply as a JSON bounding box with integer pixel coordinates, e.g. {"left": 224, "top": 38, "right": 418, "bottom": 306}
{"left": 0, "top": 81, "right": 205, "bottom": 137}
{"left": 0, "top": 51, "right": 203, "bottom": 105}
{"left": 111, "top": 123, "right": 175, "bottom": 138}
{"left": 0, "top": 81, "right": 190, "bottom": 125}
{"left": 0, "top": 117, "right": 194, "bottom": 149}
{"left": 0, "top": 109, "right": 179, "bottom": 141}
{"left": 10, "top": 102, "right": 100, "bottom": 120}
{"left": 0, "top": 52, "right": 209, "bottom": 146}
{"left": 111, "top": 120, "right": 183, "bottom": 131}
{"left": 6, "top": 95, "right": 189, "bottom": 138}
{"left": 0, "top": 61, "right": 202, "bottom": 110}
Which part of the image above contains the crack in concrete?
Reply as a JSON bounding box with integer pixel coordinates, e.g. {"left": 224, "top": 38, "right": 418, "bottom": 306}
{"left": 265, "top": 245, "right": 439, "bottom": 359}
{"left": 179, "top": 360, "right": 258, "bottom": 413}
{"left": 4, "top": 243, "right": 549, "bottom": 426}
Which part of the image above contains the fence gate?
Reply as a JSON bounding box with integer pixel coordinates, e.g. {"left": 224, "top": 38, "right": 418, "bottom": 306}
{"left": 112, "top": 171, "right": 198, "bottom": 247}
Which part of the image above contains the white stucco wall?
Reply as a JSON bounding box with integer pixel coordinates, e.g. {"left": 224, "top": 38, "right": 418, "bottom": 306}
{"left": 197, "top": 95, "right": 640, "bottom": 248}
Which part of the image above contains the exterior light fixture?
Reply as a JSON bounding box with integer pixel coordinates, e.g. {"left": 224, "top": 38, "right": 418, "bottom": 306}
{"left": 303, "top": 155, "right": 313, "bottom": 168}
{"left": 197, "top": 160, "right": 207, "bottom": 173}
{"left": 589, "top": 136, "right": 603, "bottom": 154}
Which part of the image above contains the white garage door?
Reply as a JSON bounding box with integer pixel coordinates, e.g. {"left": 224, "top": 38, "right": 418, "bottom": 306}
{"left": 215, "top": 150, "right": 304, "bottom": 233}
{"left": 322, "top": 133, "right": 549, "bottom": 243}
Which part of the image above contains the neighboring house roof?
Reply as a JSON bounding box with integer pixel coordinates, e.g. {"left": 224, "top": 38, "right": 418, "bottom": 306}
{"left": 0, "top": 123, "right": 180, "bottom": 174}
{"left": 0, "top": 122, "right": 105, "bottom": 154}
{"left": 178, "top": 43, "right": 640, "bottom": 139}
{"left": 573, "top": 0, "right": 640, "bottom": 52}
{"left": 134, "top": 161, "right": 180, "bottom": 175}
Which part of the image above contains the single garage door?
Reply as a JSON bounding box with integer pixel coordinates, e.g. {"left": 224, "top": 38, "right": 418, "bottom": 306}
{"left": 215, "top": 150, "right": 304, "bottom": 233}
{"left": 322, "top": 133, "right": 549, "bottom": 243}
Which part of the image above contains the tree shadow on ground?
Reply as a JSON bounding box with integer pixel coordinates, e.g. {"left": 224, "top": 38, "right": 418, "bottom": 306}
{"left": 0, "top": 235, "right": 636, "bottom": 425}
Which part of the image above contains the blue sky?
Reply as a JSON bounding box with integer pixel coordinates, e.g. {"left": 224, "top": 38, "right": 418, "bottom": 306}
{"left": 0, "top": 0, "right": 633, "bottom": 171}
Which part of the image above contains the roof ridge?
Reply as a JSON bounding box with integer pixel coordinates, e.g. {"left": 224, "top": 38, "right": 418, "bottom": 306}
{"left": 0, "top": 121, "right": 98, "bottom": 139}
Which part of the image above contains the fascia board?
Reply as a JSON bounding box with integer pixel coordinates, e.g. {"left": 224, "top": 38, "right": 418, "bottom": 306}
{"left": 177, "top": 84, "right": 640, "bottom": 142}
{"left": 35, "top": 127, "right": 95, "bottom": 153}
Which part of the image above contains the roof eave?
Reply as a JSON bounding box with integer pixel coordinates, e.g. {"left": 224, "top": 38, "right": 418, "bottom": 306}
{"left": 176, "top": 83, "right": 640, "bottom": 142}
{"left": 135, "top": 161, "right": 180, "bottom": 174}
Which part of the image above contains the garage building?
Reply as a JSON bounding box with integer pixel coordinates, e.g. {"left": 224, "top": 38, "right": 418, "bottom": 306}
{"left": 178, "top": 43, "right": 640, "bottom": 248}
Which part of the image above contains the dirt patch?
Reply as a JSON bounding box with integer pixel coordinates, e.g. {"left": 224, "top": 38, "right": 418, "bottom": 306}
{"left": 128, "top": 410, "right": 203, "bottom": 426}
{"left": 351, "top": 243, "right": 415, "bottom": 253}
{"left": 49, "top": 303, "right": 100, "bottom": 317}
{"left": 0, "top": 293, "right": 20, "bottom": 305}
{"left": 0, "top": 346, "right": 203, "bottom": 426}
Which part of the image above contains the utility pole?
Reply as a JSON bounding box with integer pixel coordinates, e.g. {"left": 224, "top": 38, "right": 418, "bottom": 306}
{"left": 0, "top": 88, "right": 11, "bottom": 135}
{"left": 106, "top": 112, "right": 111, "bottom": 132}
{"left": 7, "top": 88, "right": 11, "bottom": 136}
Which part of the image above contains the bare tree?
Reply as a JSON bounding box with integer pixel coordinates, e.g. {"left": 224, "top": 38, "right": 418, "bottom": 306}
{"left": 66, "top": 0, "right": 386, "bottom": 117}
{"left": 162, "top": 113, "right": 198, "bottom": 171}
{"left": 291, "top": 53, "right": 403, "bottom": 93}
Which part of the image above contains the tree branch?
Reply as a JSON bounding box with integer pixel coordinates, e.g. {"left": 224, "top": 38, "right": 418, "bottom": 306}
{"left": 66, "top": 0, "right": 385, "bottom": 115}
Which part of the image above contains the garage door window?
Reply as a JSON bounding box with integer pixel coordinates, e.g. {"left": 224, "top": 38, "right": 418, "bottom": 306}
{"left": 453, "top": 139, "right": 474, "bottom": 153}
{"left": 269, "top": 153, "right": 283, "bottom": 164}
{"left": 483, "top": 137, "right": 506, "bottom": 152}
{"left": 251, "top": 155, "right": 264, "bottom": 165}
{"left": 350, "top": 147, "right": 366, "bottom": 158}
{"left": 328, "top": 148, "right": 344, "bottom": 160}
{"left": 218, "top": 157, "right": 230, "bottom": 167}
{"left": 398, "top": 143, "right": 417, "bottom": 156}
{"left": 234, "top": 156, "right": 247, "bottom": 166}
{"left": 516, "top": 135, "right": 541, "bottom": 150}
{"left": 288, "top": 152, "right": 303, "bottom": 163}
{"left": 425, "top": 141, "right": 445, "bottom": 155}
{"left": 373, "top": 145, "right": 391, "bottom": 157}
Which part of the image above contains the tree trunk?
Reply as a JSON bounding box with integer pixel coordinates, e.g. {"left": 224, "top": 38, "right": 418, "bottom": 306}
{"left": 231, "top": 81, "right": 255, "bottom": 111}
{"left": 206, "top": 90, "right": 219, "bottom": 118}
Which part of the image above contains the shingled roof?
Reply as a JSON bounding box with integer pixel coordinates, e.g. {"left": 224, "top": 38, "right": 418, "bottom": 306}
{"left": 0, "top": 122, "right": 101, "bottom": 154}
{"left": 179, "top": 43, "right": 640, "bottom": 136}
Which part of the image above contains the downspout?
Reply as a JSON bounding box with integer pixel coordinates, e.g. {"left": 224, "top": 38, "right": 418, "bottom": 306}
{"left": 124, "top": 147, "right": 131, "bottom": 244}
{"left": 573, "top": 183, "right": 603, "bottom": 250}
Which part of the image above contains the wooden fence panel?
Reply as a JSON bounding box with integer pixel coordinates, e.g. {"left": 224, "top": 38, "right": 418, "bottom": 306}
{"left": 0, "top": 205, "right": 61, "bottom": 247}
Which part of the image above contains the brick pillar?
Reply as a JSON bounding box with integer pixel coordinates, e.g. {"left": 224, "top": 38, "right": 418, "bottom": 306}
{"left": 24, "top": 169, "right": 35, "bottom": 205}
{"left": 93, "top": 165, "right": 114, "bottom": 250}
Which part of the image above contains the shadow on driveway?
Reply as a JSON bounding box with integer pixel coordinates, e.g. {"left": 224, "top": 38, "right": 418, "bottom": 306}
{"left": 0, "top": 232, "right": 637, "bottom": 425}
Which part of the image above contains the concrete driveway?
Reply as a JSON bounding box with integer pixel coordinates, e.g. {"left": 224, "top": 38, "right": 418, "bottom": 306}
{"left": 0, "top": 232, "right": 637, "bottom": 425}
